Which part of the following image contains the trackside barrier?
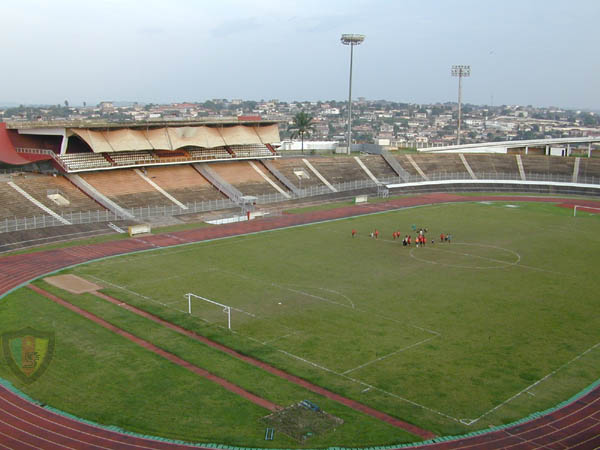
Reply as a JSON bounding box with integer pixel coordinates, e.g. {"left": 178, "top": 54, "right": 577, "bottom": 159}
{"left": 128, "top": 224, "right": 151, "bottom": 236}
{"left": 2, "top": 171, "right": 600, "bottom": 234}
{"left": 355, "top": 195, "right": 368, "bottom": 204}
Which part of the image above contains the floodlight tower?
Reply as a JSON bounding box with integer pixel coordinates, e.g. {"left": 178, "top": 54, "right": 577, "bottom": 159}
{"left": 451, "top": 65, "right": 470, "bottom": 145}
{"left": 341, "top": 34, "right": 365, "bottom": 154}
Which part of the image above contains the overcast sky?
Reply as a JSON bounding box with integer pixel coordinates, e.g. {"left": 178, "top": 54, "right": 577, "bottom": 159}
{"left": 1, "top": 0, "right": 598, "bottom": 109}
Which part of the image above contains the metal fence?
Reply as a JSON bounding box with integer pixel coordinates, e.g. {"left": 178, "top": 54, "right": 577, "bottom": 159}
{"left": 2, "top": 171, "right": 599, "bottom": 234}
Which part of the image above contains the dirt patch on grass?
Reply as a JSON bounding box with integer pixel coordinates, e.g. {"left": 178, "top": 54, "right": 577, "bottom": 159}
{"left": 262, "top": 401, "right": 344, "bottom": 442}
{"left": 43, "top": 274, "right": 101, "bottom": 294}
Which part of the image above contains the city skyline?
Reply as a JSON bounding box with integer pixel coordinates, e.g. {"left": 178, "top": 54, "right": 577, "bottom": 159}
{"left": 1, "top": 0, "right": 598, "bottom": 110}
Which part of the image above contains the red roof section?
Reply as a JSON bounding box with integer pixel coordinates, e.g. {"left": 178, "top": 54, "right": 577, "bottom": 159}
{"left": 0, "top": 123, "right": 53, "bottom": 165}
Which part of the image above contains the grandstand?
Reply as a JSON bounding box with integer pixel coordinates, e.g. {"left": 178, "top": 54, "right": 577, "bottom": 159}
{"left": 2, "top": 118, "right": 600, "bottom": 246}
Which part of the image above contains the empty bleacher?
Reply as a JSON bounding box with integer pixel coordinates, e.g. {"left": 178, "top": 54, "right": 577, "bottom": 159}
{"left": 520, "top": 155, "right": 574, "bottom": 178}
{"left": 578, "top": 158, "right": 600, "bottom": 180}
{"left": 144, "top": 165, "right": 226, "bottom": 203}
{"left": 9, "top": 173, "right": 102, "bottom": 215}
{"left": 59, "top": 153, "right": 112, "bottom": 171}
{"left": 229, "top": 144, "right": 273, "bottom": 158}
{"left": 358, "top": 155, "right": 398, "bottom": 180}
{"left": 268, "top": 158, "right": 331, "bottom": 189}
{"left": 0, "top": 180, "right": 49, "bottom": 220}
{"left": 305, "top": 157, "right": 369, "bottom": 185}
{"left": 207, "top": 161, "right": 288, "bottom": 197}
{"left": 393, "top": 155, "right": 421, "bottom": 178}
{"left": 81, "top": 169, "right": 171, "bottom": 209}
{"left": 411, "top": 154, "right": 469, "bottom": 177}
{"left": 109, "top": 150, "right": 155, "bottom": 166}
{"left": 187, "top": 147, "right": 233, "bottom": 161}
{"left": 463, "top": 154, "right": 518, "bottom": 176}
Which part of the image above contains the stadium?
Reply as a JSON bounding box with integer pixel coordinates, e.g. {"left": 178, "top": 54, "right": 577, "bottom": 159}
{"left": 0, "top": 118, "right": 600, "bottom": 449}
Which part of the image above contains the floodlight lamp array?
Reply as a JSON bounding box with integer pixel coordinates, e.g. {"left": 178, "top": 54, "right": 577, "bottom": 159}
{"left": 341, "top": 34, "right": 365, "bottom": 45}
{"left": 451, "top": 65, "right": 471, "bottom": 77}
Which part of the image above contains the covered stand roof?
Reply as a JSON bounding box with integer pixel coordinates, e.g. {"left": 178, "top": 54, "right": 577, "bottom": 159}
{"left": 68, "top": 124, "right": 279, "bottom": 153}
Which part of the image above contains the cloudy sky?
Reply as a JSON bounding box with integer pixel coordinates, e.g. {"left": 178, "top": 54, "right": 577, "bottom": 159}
{"left": 1, "top": 0, "right": 598, "bottom": 109}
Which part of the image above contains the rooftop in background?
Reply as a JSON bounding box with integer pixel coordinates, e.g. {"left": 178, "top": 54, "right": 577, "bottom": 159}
{"left": 4, "top": 117, "right": 282, "bottom": 130}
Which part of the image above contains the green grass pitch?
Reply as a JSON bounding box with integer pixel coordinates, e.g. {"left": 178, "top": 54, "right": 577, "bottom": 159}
{"left": 1, "top": 200, "right": 599, "bottom": 447}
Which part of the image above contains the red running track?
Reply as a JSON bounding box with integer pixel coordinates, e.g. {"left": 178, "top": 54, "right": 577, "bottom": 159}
{"left": 1, "top": 193, "right": 600, "bottom": 449}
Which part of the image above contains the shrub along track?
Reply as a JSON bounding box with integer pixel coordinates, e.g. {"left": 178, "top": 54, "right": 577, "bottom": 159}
{"left": 1, "top": 192, "right": 599, "bottom": 449}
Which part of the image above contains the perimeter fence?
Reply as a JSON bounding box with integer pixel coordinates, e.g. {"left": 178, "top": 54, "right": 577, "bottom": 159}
{"left": 1, "top": 171, "right": 599, "bottom": 233}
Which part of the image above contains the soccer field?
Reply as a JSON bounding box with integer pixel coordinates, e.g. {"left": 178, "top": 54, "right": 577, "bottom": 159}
{"left": 63, "top": 201, "right": 600, "bottom": 433}
{"left": 3, "top": 200, "right": 599, "bottom": 446}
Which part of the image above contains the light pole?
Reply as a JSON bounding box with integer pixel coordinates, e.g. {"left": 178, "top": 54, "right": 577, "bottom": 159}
{"left": 341, "top": 34, "right": 365, "bottom": 154}
{"left": 451, "top": 65, "right": 470, "bottom": 145}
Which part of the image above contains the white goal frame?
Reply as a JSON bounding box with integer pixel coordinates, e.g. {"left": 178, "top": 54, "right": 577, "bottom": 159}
{"left": 573, "top": 205, "right": 600, "bottom": 217}
{"left": 185, "top": 293, "right": 231, "bottom": 329}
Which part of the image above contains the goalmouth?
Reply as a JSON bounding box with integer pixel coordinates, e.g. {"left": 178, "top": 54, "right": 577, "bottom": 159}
{"left": 573, "top": 205, "right": 600, "bottom": 217}
{"left": 185, "top": 293, "right": 232, "bottom": 330}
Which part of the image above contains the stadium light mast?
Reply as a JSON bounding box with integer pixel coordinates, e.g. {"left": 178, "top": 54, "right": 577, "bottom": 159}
{"left": 341, "top": 34, "right": 365, "bottom": 154}
{"left": 451, "top": 65, "right": 470, "bottom": 145}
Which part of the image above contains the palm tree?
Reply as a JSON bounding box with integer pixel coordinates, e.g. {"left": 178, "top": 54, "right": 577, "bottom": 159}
{"left": 288, "top": 111, "right": 315, "bottom": 154}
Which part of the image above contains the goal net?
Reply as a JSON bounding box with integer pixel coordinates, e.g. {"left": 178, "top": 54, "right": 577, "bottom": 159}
{"left": 573, "top": 205, "right": 600, "bottom": 217}
{"left": 185, "top": 293, "right": 231, "bottom": 329}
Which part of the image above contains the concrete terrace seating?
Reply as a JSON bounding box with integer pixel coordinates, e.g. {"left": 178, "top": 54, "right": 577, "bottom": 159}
{"left": 269, "top": 158, "right": 330, "bottom": 189}
{"left": 0, "top": 181, "right": 49, "bottom": 220}
{"left": 393, "top": 155, "right": 421, "bottom": 177}
{"left": 521, "top": 155, "right": 574, "bottom": 177}
{"left": 305, "top": 157, "right": 369, "bottom": 185}
{"left": 463, "top": 154, "right": 518, "bottom": 176}
{"left": 411, "top": 154, "right": 469, "bottom": 177}
{"left": 358, "top": 155, "right": 398, "bottom": 180}
{"left": 59, "top": 153, "right": 112, "bottom": 170}
{"left": 144, "top": 165, "right": 226, "bottom": 203}
{"left": 10, "top": 173, "right": 102, "bottom": 215}
{"left": 81, "top": 169, "right": 172, "bottom": 209}
{"left": 578, "top": 158, "right": 600, "bottom": 180}
{"left": 208, "top": 161, "right": 288, "bottom": 197}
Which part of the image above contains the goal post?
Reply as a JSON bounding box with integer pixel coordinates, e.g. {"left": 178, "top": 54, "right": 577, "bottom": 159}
{"left": 573, "top": 205, "right": 600, "bottom": 217}
{"left": 185, "top": 293, "right": 231, "bottom": 330}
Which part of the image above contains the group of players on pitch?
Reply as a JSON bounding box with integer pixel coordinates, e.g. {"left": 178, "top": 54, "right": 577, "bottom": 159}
{"left": 351, "top": 227, "right": 452, "bottom": 247}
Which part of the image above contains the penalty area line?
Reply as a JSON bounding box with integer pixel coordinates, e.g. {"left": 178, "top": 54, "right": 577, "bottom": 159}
{"left": 342, "top": 335, "right": 439, "bottom": 375}
{"left": 463, "top": 339, "right": 600, "bottom": 426}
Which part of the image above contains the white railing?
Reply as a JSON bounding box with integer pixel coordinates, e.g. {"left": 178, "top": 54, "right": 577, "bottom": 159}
{"left": 1, "top": 171, "right": 599, "bottom": 234}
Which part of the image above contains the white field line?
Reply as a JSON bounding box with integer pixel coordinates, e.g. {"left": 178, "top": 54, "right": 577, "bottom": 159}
{"left": 277, "top": 348, "right": 462, "bottom": 423}
{"left": 463, "top": 339, "right": 600, "bottom": 425}
{"left": 84, "top": 268, "right": 455, "bottom": 423}
{"left": 261, "top": 330, "right": 303, "bottom": 345}
{"left": 85, "top": 274, "right": 188, "bottom": 314}
{"left": 216, "top": 267, "right": 440, "bottom": 337}
{"left": 342, "top": 335, "right": 438, "bottom": 375}
{"left": 409, "top": 243, "right": 521, "bottom": 270}
{"left": 422, "top": 243, "right": 571, "bottom": 276}
{"left": 134, "top": 168, "right": 188, "bottom": 209}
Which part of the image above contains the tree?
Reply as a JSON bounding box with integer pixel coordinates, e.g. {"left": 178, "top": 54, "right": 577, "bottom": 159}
{"left": 288, "top": 111, "right": 315, "bottom": 154}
